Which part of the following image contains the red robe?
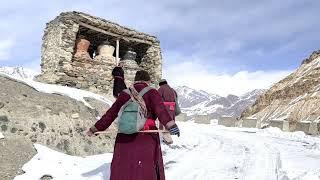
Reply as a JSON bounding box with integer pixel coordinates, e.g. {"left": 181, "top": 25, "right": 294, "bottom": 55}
{"left": 94, "top": 82, "right": 174, "bottom": 180}
{"left": 158, "top": 84, "right": 177, "bottom": 121}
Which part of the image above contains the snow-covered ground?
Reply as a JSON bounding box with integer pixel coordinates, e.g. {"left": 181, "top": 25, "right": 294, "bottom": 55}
{"left": 0, "top": 131, "right": 4, "bottom": 139}
{"left": 15, "top": 122, "right": 320, "bottom": 180}
{"left": 2, "top": 67, "right": 319, "bottom": 179}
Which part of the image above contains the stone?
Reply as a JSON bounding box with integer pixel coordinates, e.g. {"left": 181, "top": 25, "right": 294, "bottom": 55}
{"left": 176, "top": 113, "right": 187, "bottom": 122}
{"left": 71, "top": 113, "right": 80, "bottom": 119}
{"left": 0, "top": 116, "right": 9, "bottom": 123}
{"left": 242, "top": 118, "right": 259, "bottom": 128}
{"left": 194, "top": 115, "right": 210, "bottom": 124}
{"left": 0, "top": 102, "right": 4, "bottom": 109}
{"left": 269, "top": 120, "right": 290, "bottom": 131}
{"left": 295, "top": 121, "right": 311, "bottom": 134}
{"left": 1, "top": 125, "right": 7, "bottom": 131}
{"left": 41, "top": 175, "right": 53, "bottom": 180}
{"left": 0, "top": 137, "right": 37, "bottom": 180}
{"left": 218, "top": 116, "right": 236, "bottom": 127}
{"left": 38, "top": 122, "right": 47, "bottom": 133}
{"left": 309, "top": 121, "right": 319, "bottom": 135}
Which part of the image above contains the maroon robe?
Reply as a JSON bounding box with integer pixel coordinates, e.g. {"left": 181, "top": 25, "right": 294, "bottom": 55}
{"left": 158, "top": 84, "right": 177, "bottom": 121}
{"left": 94, "top": 82, "right": 175, "bottom": 180}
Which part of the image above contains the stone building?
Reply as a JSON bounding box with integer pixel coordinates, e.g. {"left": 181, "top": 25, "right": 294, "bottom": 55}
{"left": 36, "top": 11, "right": 162, "bottom": 95}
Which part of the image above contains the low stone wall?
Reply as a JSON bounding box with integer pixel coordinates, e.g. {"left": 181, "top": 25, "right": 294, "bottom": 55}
{"left": 295, "top": 122, "right": 311, "bottom": 134}
{"left": 194, "top": 115, "right": 210, "bottom": 124}
{"left": 218, "top": 116, "right": 236, "bottom": 127}
{"left": 295, "top": 121, "right": 320, "bottom": 135}
{"left": 176, "top": 113, "right": 187, "bottom": 122}
{"left": 309, "top": 121, "right": 319, "bottom": 135}
{"left": 57, "top": 58, "right": 115, "bottom": 95}
{"left": 269, "top": 120, "right": 290, "bottom": 131}
{"left": 242, "top": 118, "right": 259, "bottom": 128}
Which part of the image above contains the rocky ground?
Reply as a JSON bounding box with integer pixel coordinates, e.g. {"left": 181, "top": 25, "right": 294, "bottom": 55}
{"left": 242, "top": 50, "right": 320, "bottom": 126}
{"left": 0, "top": 136, "right": 36, "bottom": 180}
{"left": 0, "top": 75, "right": 117, "bottom": 180}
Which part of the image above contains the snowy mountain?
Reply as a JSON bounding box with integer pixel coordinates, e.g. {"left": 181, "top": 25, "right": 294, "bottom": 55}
{"left": 175, "top": 86, "right": 265, "bottom": 119}
{"left": 0, "top": 66, "right": 38, "bottom": 79}
{"left": 175, "top": 86, "right": 220, "bottom": 108}
{"left": 242, "top": 50, "right": 320, "bottom": 124}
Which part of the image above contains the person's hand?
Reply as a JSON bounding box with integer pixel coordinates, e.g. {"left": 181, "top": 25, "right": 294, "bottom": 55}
{"left": 169, "top": 124, "right": 180, "bottom": 137}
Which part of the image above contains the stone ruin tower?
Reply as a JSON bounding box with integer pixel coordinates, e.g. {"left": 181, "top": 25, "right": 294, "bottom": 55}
{"left": 36, "top": 11, "right": 162, "bottom": 96}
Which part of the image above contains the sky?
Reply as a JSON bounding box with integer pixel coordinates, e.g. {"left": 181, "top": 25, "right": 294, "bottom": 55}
{"left": 0, "top": 0, "right": 319, "bottom": 96}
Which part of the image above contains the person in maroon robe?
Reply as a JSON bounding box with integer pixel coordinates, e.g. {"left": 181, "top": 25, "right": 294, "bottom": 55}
{"left": 87, "top": 70, "right": 180, "bottom": 180}
{"left": 158, "top": 79, "right": 178, "bottom": 121}
{"left": 111, "top": 66, "right": 127, "bottom": 98}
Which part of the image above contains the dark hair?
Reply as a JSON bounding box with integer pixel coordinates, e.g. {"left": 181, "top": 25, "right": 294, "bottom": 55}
{"left": 113, "top": 79, "right": 127, "bottom": 98}
{"left": 112, "top": 67, "right": 127, "bottom": 98}
{"left": 159, "top": 81, "right": 167, "bottom": 86}
{"left": 112, "top": 66, "right": 125, "bottom": 78}
{"left": 134, "top": 70, "right": 151, "bottom": 82}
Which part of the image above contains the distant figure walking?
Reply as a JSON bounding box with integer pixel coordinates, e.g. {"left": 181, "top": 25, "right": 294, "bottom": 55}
{"left": 87, "top": 70, "right": 180, "bottom": 180}
{"left": 158, "top": 79, "right": 181, "bottom": 144}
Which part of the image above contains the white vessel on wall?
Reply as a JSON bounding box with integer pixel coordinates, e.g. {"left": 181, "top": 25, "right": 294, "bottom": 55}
{"left": 94, "top": 40, "right": 116, "bottom": 65}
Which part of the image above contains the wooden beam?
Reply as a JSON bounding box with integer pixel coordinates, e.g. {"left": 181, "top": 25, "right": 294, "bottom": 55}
{"left": 78, "top": 22, "right": 153, "bottom": 45}
{"left": 116, "top": 39, "right": 120, "bottom": 63}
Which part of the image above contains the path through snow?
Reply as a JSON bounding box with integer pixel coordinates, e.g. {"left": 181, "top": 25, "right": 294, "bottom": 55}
{"left": 15, "top": 122, "right": 320, "bottom": 180}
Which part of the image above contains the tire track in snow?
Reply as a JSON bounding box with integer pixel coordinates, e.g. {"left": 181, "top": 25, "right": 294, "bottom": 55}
{"left": 163, "top": 124, "right": 283, "bottom": 180}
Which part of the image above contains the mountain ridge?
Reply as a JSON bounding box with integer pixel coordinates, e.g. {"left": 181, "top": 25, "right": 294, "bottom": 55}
{"left": 241, "top": 50, "right": 320, "bottom": 125}
{"left": 175, "top": 86, "right": 265, "bottom": 119}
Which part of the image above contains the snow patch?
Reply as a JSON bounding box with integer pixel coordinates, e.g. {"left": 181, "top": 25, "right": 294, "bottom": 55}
{"left": 0, "top": 132, "right": 4, "bottom": 139}
{"left": 14, "top": 144, "right": 113, "bottom": 180}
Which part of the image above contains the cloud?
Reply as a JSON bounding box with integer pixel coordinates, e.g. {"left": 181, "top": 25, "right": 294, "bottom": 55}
{"left": 0, "top": 39, "right": 15, "bottom": 61}
{"left": 163, "top": 60, "right": 292, "bottom": 96}
{"left": 0, "top": 0, "right": 317, "bottom": 94}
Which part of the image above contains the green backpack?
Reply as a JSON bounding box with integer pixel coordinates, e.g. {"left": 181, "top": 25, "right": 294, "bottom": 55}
{"left": 117, "top": 87, "right": 152, "bottom": 134}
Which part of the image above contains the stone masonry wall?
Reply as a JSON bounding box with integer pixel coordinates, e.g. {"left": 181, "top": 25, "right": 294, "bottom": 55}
{"left": 140, "top": 44, "right": 162, "bottom": 85}
{"left": 39, "top": 15, "right": 79, "bottom": 83}
{"left": 36, "top": 11, "right": 163, "bottom": 96}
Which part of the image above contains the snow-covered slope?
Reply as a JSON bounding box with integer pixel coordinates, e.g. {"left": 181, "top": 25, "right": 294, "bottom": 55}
{"left": 0, "top": 66, "right": 38, "bottom": 79}
{"left": 0, "top": 67, "right": 112, "bottom": 107}
{"left": 175, "top": 86, "right": 220, "bottom": 108}
{"left": 15, "top": 122, "right": 320, "bottom": 180}
{"left": 176, "top": 86, "right": 264, "bottom": 118}
{"left": 242, "top": 50, "right": 320, "bottom": 123}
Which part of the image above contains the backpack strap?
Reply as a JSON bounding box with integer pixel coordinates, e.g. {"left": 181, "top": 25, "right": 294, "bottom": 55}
{"left": 123, "top": 89, "right": 131, "bottom": 95}
{"left": 122, "top": 87, "right": 152, "bottom": 97}
{"left": 139, "top": 86, "right": 153, "bottom": 97}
